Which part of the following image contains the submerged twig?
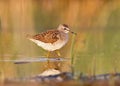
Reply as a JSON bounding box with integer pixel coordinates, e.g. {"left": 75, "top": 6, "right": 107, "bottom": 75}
{"left": 0, "top": 57, "right": 69, "bottom": 64}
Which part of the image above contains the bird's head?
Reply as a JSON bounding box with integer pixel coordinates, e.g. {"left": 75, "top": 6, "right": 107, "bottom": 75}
{"left": 57, "top": 24, "right": 76, "bottom": 35}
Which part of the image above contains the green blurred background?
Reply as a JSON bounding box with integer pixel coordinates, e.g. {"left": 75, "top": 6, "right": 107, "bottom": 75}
{"left": 0, "top": 0, "right": 120, "bottom": 79}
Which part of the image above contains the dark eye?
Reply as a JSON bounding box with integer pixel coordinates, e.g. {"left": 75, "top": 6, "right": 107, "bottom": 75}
{"left": 64, "top": 28, "right": 66, "bottom": 30}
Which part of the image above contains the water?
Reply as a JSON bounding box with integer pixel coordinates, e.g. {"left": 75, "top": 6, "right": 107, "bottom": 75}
{"left": 0, "top": 0, "right": 120, "bottom": 85}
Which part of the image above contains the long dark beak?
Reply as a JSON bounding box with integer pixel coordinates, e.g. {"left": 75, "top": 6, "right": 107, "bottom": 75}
{"left": 70, "top": 31, "right": 77, "bottom": 35}
{"left": 66, "top": 28, "right": 77, "bottom": 35}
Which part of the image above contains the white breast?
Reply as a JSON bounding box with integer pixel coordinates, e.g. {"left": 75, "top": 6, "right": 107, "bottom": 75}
{"left": 29, "top": 33, "right": 68, "bottom": 51}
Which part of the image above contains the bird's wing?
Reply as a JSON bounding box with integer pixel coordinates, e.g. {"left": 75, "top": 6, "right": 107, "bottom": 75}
{"left": 32, "top": 30, "right": 60, "bottom": 43}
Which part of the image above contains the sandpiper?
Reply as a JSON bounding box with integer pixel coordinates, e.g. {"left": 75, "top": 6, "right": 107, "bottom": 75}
{"left": 27, "top": 24, "right": 76, "bottom": 57}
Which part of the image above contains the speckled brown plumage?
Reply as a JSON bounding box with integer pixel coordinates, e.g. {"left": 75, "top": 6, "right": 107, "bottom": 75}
{"left": 62, "top": 24, "right": 68, "bottom": 28}
{"left": 27, "top": 24, "right": 74, "bottom": 52}
{"left": 32, "top": 30, "right": 61, "bottom": 43}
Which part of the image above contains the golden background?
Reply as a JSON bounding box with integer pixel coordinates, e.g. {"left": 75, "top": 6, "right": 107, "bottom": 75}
{"left": 0, "top": 0, "right": 120, "bottom": 79}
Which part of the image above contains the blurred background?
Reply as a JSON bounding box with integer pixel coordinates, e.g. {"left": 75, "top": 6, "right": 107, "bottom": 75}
{"left": 0, "top": 0, "right": 120, "bottom": 79}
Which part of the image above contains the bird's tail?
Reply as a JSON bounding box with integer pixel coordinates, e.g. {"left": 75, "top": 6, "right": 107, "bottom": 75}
{"left": 26, "top": 34, "right": 32, "bottom": 39}
{"left": 26, "top": 34, "right": 36, "bottom": 43}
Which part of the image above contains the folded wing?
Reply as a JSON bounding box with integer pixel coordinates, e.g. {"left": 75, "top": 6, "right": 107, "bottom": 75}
{"left": 32, "top": 30, "right": 60, "bottom": 43}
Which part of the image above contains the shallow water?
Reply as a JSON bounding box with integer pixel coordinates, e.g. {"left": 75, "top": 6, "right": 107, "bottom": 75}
{"left": 0, "top": 56, "right": 71, "bottom": 79}
{"left": 0, "top": 0, "right": 120, "bottom": 85}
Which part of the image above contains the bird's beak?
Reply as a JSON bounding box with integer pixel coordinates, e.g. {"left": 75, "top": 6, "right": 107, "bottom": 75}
{"left": 66, "top": 28, "right": 77, "bottom": 35}
{"left": 70, "top": 30, "right": 77, "bottom": 35}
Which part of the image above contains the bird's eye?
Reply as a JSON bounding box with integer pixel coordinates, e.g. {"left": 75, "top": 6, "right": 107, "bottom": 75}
{"left": 64, "top": 28, "right": 66, "bottom": 30}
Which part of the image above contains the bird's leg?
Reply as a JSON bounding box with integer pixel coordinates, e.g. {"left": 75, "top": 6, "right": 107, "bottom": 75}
{"left": 46, "top": 51, "right": 51, "bottom": 68}
{"left": 56, "top": 50, "right": 61, "bottom": 57}
{"left": 46, "top": 51, "right": 50, "bottom": 58}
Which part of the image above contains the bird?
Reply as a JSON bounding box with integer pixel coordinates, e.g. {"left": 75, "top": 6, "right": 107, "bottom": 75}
{"left": 27, "top": 24, "right": 76, "bottom": 57}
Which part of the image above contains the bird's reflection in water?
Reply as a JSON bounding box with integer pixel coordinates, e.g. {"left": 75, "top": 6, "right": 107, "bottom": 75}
{"left": 46, "top": 59, "right": 61, "bottom": 69}
{"left": 13, "top": 56, "right": 71, "bottom": 77}
{"left": 42, "top": 57, "right": 71, "bottom": 76}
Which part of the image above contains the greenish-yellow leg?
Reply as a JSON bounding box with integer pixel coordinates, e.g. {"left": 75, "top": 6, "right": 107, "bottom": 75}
{"left": 46, "top": 51, "right": 50, "bottom": 68}
{"left": 47, "top": 51, "right": 50, "bottom": 58}
{"left": 56, "top": 50, "right": 61, "bottom": 57}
